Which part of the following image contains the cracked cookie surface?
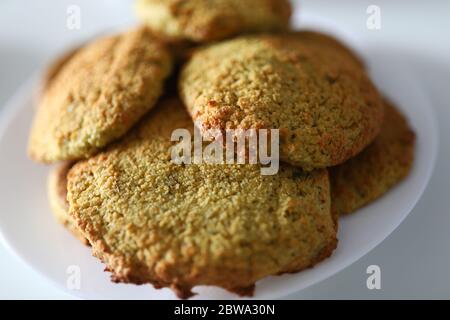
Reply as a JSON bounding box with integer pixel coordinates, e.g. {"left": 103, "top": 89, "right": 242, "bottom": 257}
{"left": 179, "top": 32, "right": 384, "bottom": 170}
{"left": 28, "top": 27, "right": 173, "bottom": 163}
{"left": 67, "top": 98, "right": 336, "bottom": 298}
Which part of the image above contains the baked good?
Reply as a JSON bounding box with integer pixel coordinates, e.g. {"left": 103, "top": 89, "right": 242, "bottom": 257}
{"left": 179, "top": 32, "right": 384, "bottom": 170}
{"left": 28, "top": 26, "right": 173, "bottom": 163}
{"left": 134, "top": 0, "right": 292, "bottom": 42}
{"left": 330, "top": 100, "right": 415, "bottom": 215}
{"left": 48, "top": 162, "right": 89, "bottom": 245}
{"left": 67, "top": 98, "right": 337, "bottom": 298}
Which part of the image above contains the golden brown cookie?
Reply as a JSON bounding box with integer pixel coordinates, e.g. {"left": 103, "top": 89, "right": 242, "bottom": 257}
{"left": 134, "top": 0, "right": 292, "bottom": 42}
{"left": 179, "top": 32, "right": 384, "bottom": 170}
{"left": 28, "top": 26, "right": 173, "bottom": 163}
{"left": 67, "top": 98, "right": 337, "bottom": 298}
{"left": 48, "top": 162, "right": 89, "bottom": 245}
{"left": 330, "top": 100, "right": 416, "bottom": 215}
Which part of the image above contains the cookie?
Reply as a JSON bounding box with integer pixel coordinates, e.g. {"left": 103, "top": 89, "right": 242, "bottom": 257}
{"left": 48, "top": 162, "right": 89, "bottom": 245}
{"left": 28, "top": 26, "right": 173, "bottom": 163}
{"left": 67, "top": 98, "right": 337, "bottom": 298}
{"left": 134, "top": 0, "right": 292, "bottom": 42}
{"left": 179, "top": 32, "right": 384, "bottom": 170}
{"left": 330, "top": 100, "right": 416, "bottom": 215}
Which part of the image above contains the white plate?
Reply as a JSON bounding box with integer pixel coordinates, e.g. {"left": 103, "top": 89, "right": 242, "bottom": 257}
{"left": 0, "top": 26, "right": 438, "bottom": 299}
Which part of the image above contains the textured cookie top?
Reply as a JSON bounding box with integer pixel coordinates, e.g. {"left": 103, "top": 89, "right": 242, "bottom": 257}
{"left": 67, "top": 98, "right": 336, "bottom": 298}
{"left": 134, "top": 0, "right": 292, "bottom": 42}
{"left": 28, "top": 27, "right": 173, "bottom": 163}
{"left": 330, "top": 100, "right": 416, "bottom": 215}
{"left": 179, "top": 32, "right": 384, "bottom": 170}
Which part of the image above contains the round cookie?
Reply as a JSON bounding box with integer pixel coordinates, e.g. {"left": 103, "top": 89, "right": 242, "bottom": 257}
{"left": 67, "top": 98, "right": 337, "bottom": 298}
{"left": 179, "top": 32, "right": 384, "bottom": 170}
{"left": 48, "top": 162, "right": 89, "bottom": 245}
{"left": 330, "top": 100, "right": 416, "bottom": 215}
{"left": 28, "top": 26, "right": 173, "bottom": 163}
{"left": 134, "top": 0, "right": 292, "bottom": 42}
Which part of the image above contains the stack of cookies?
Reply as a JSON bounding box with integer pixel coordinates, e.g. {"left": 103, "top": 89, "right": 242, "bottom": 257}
{"left": 28, "top": 0, "right": 415, "bottom": 298}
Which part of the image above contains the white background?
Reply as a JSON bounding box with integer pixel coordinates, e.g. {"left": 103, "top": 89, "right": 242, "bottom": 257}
{"left": 0, "top": 0, "right": 449, "bottom": 299}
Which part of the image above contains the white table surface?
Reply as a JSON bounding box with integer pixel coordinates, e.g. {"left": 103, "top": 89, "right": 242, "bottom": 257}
{"left": 1, "top": 0, "right": 449, "bottom": 299}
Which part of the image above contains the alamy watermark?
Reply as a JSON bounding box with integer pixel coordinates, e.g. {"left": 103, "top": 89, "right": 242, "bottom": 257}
{"left": 66, "top": 5, "right": 81, "bottom": 30}
{"left": 171, "top": 126, "right": 280, "bottom": 175}
{"left": 66, "top": 265, "right": 81, "bottom": 290}
{"left": 366, "top": 5, "right": 381, "bottom": 30}
{"left": 366, "top": 265, "right": 381, "bottom": 290}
